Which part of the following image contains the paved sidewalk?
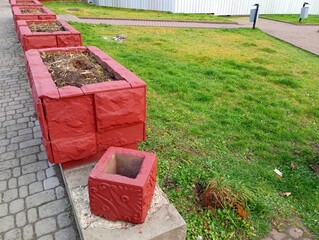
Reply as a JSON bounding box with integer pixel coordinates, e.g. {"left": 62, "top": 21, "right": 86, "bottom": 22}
{"left": 236, "top": 17, "right": 319, "bottom": 56}
{"left": 0, "top": 1, "right": 79, "bottom": 240}
{"left": 58, "top": 14, "right": 319, "bottom": 56}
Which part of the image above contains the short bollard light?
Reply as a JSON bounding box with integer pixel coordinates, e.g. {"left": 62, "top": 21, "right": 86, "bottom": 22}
{"left": 250, "top": 3, "right": 260, "bottom": 29}
{"left": 299, "top": 2, "right": 310, "bottom": 23}
{"left": 88, "top": 147, "right": 157, "bottom": 224}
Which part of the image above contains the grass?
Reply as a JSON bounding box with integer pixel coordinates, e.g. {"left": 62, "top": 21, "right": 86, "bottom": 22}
{"left": 42, "top": 2, "right": 233, "bottom": 23}
{"left": 69, "top": 22, "right": 319, "bottom": 239}
{"left": 262, "top": 14, "right": 319, "bottom": 24}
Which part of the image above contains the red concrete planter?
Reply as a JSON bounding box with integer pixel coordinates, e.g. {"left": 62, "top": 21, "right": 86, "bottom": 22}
{"left": 88, "top": 147, "right": 157, "bottom": 224}
{"left": 12, "top": 6, "right": 56, "bottom": 30}
{"left": 24, "top": 46, "right": 146, "bottom": 164}
{"left": 10, "top": 0, "right": 42, "bottom": 7}
{"left": 17, "top": 19, "right": 82, "bottom": 50}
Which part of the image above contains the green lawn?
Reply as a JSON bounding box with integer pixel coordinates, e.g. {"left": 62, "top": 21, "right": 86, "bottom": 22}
{"left": 68, "top": 22, "right": 319, "bottom": 239}
{"left": 262, "top": 14, "right": 319, "bottom": 24}
{"left": 42, "top": 2, "right": 233, "bottom": 22}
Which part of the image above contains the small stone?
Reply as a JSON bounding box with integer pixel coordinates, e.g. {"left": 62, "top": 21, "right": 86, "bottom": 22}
{"left": 38, "top": 235, "right": 53, "bottom": 240}
{"left": 0, "top": 203, "right": 8, "bottom": 217}
{"left": 12, "top": 167, "right": 21, "bottom": 177}
{"left": 46, "top": 167, "right": 56, "bottom": 178}
{"left": 27, "top": 208, "right": 38, "bottom": 223}
{"left": 43, "top": 177, "right": 60, "bottom": 190}
{"left": 9, "top": 199, "right": 24, "bottom": 214}
{"left": 55, "top": 186, "right": 65, "bottom": 199}
{"left": 54, "top": 227, "right": 77, "bottom": 240}
{"left": 0, "top": 215, "right": 14, "bottom": 233}
{"left": 26, "top": 190, "right": 56, "bottom": 208}
{"left": 35, "top": 217, "right": 57, "bottom": 237}
{"left": 18, "top": 173, "right": 36, "bottom": 186}
{"left": 37, "top": 170, "right": 46, "bottom": 181}
{"left": 3, "top": 188, "right": 18, "bottom": 202}
{"left": 20, "top": 155, "right": 37, "bottom": 165}
{"left": 39, "top": 198, "right": 68, "bottom": 218}
{"left": 23, "top": 224, "right": 34, "bottom": 240}
{"left": 4, "top": 228, "right": 22, "bottom": 240}
{"left": 16, "top": 211, "right": 27, "bottom": 227}
{"left": 288, "top": 227, "right": 303, "bottom": 238}
{"left": 29, "top": 181, "right": 43, "bottom": 194}
{"left": 19, "top": 185, "right": 28, "bottom": 198}
{"left": 8, "top": 178, "right": 17, "bottom": 189}
{"left": 270, "top": 229, "right": 287, "bottom": 240}
{"left": 0, "top": 180, "right": 7, "bottom": 192}
{"left": 57, "top": 212, "right": 72, "bottom": 228}
{"left": 22, "top": 160, "right": 47, "bottom": 175}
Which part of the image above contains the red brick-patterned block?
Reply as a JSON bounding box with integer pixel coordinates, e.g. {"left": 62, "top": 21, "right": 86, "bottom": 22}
{"left": 88, "top": 147, "right": 157, "bottom": 224}
{"left": 12, "top": 6, "right": 56, "bottom": 30}
{"left": 95, "top": 88, "right": 146, "bottom": 131}
{"left": 43, "top": 96, "right": 95, "bottom": 139}
{"left": 24, "top": 47, "right": 147, "bottom": 164}
{"left": 50, "top": 133, "right": 97, "bottom": 163}
{"left": 10, "top": 0, "right": 42, "bottom": 7}
{"left": 96, "top": 123, "right": 146, "bottom": 152}
{"left": 17, "top": 20, "right": 81, "bottom": 50}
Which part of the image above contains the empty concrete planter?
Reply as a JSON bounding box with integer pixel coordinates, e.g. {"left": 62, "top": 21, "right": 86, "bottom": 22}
{"left": 88, "top": 147, "right": 157, "bottom": 224}
{"left": 17, "top": 19, "right": 82, "bottom": 50}
{"left": 10, "top": 0, "right": 42, "bottom": 7}
{"left": 12, "top": 6, "right": 56, "bottom": 30}
{"left": 24, "top": 46, "right": 146, "bottom": 164}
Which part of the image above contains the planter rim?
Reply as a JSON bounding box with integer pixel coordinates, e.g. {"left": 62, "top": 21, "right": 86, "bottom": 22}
{"left": 89, "top": 147, "right": 156, "bottom": 187}
{"left": 25, "top": 46, "right": 146, "bottom": 99}
{"left": 10, "top": 0, "right": 42, "bottom": 6}
{"left": 12, "top": 6, "right": 55, "bottom": 15}
{"left": 18, "top": 19, "right": 81, "bottom": 35}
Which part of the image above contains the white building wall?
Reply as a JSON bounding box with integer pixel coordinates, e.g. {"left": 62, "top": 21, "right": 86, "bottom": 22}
{"left": 94, "top": 0, "right": 319, "bottom": 15}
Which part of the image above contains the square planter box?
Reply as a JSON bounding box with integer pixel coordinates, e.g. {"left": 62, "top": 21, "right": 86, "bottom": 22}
{"left": 12, "top": 6, "right": 56, "bottom": 30}
{"left": 24, "top": 46, "right": 146, "bottom": 164}
{"left": 17, "top": 19, "right": 82, "bottom": 50}
{"left": 88, "top": 147, "right": 157, "bottom": 224}
{"left": 10, "top": 0, "right": 42, "bottom": 7}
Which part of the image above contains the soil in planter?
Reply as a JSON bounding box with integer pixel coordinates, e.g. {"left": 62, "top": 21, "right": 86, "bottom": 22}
{"left": 21, "top": 8, "right": 45, "bottom": 14}
{"left": 41, "top": 52, "right": 117, "bottom": 88}
{"left": 29, "top": 21, "right": 64, "bottom": 32}
{"left": 17, "top": 2, "right": 36, "bottom": 5}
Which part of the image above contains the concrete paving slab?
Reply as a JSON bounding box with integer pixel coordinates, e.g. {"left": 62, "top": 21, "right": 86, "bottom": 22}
{"left": 61, "top": 162, "right": 186, "bottom": 240}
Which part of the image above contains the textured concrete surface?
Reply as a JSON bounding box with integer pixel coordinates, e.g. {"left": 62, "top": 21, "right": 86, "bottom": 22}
{"left": 61, "top": 162, "right": 187, "bottom": 240}
{"left": 0, "top": 0, "right": 79, "bottom": 239}
{"left": 58, "top": 14, "right": 319, "bottom": 56}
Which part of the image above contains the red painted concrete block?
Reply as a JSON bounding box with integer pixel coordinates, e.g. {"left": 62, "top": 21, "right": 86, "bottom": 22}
{"left": 43, "top": 95, "right": 95, "bottom": 139}
{"left": 10, "top": 0, "right": 42, "bottom": 7}
{"left": 24, "top": 47, "right": 147, "bottom": 164}
{"left": 17, "top": 20, "right": 82, "bottom": 50}
{"left": 12, "top": 6, "right": 56, "bottom": 30}
{"left": 88, "top": 147, "right": 157, "bottom": 223}
{"left": 95, "top": 88, "right": 146, "bottom": 131}
{"left": 56, "top": 34, "right": 82, "bottom": 47}
{"left": 51, "top": 133, "right": 97, "bottom": 163}
{"left": 96, "top": 123, "right": 145, "bottom": 152}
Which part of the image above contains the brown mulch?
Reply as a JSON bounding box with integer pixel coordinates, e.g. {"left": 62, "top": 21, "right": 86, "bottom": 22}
{"left": 41, "top": 52, "right": 117, "bottom": 88}
{"left": 29, "top": 21, "right": 64, "bottom": 32}
{"left": 21, "top": 8, "right": 45, "bottom": 14}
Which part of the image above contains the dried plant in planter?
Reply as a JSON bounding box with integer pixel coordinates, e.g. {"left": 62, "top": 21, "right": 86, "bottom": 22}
{"left": 29, "top": 21, "right": 64, "bottom": 33}
{"left": 21, "top": 8, "right": 45, "bottom": 14}
{"left": 41, "top": 52, "right": 117, "bottom": 88}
